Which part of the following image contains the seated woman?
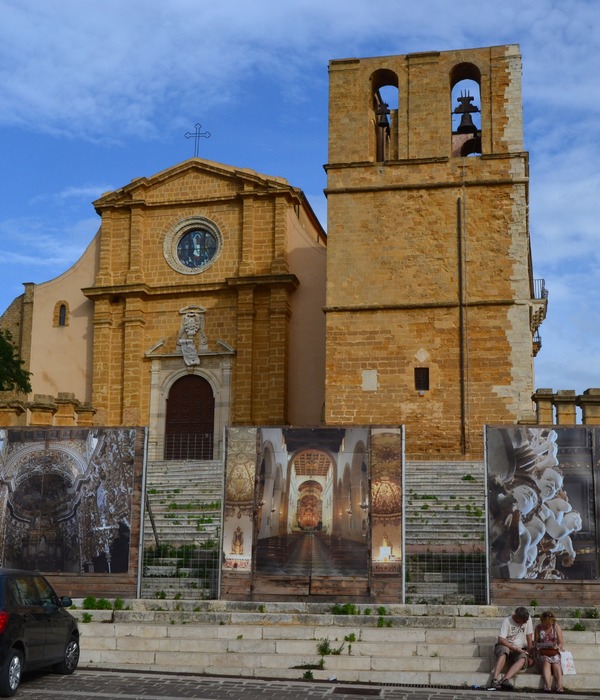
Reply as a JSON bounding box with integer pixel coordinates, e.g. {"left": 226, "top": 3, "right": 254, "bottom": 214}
{"left": 535, "top": 610, "right": 565, "bottom": 693}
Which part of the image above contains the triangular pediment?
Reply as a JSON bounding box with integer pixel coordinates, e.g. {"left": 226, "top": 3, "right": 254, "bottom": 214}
{"left": 93, "top": 158, "right": 296, "bottom": 211}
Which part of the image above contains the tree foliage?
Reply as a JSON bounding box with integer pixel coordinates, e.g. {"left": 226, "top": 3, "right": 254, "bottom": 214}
{"left": 0, "top": 328, "right": 31, "bottom": 393}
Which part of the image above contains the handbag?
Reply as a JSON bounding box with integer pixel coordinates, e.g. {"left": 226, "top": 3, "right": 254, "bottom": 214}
{"left": 539, "top": 647, "right": 559, "bottom": 656}
{"left": 560, "top": 650, "right": 576, "bottom": 675}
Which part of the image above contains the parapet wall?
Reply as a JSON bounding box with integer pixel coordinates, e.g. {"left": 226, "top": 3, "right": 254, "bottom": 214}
{"left": 2, "top": 388, "right": 599, "bottom": 432}
{"left": 0, "top": 392, "right": 94, "bottom": 427}
{"left": 530, "top": 388, "right": 600, "bottom": 425}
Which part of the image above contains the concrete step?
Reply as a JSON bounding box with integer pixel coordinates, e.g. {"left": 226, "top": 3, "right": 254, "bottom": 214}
{"left": 72, "top": 602, "right": 599, "bottom": 691}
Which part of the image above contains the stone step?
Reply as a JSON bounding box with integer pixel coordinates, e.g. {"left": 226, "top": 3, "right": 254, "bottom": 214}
{"left": 72, "top": 603, "right": 599, "bottom": 691}
{"left": 140, "top": 583, "right": 213, "bottom": 600}
{"left": 405, "top": 583, "right": 460, "bottom": 595}
{"left": 405, "top": 530, "right": 484, "bottom": 540}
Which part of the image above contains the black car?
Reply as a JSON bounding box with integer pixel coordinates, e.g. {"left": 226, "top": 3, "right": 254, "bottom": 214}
{"left": 0, "top": 569, "right": 79, "bottom": 696}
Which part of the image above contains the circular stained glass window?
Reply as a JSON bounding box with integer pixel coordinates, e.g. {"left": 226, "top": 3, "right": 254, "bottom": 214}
{"left": 163, "top": 216, "right": 223, "bottom": 275}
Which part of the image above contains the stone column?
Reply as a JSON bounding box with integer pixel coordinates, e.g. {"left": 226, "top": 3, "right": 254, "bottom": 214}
{"left": 54, "top": 392, "right": 80, "bottom": 426}
{"left": 578, "top": 389, "right": 600, "bottom": 425}
{"left": 553, "top": 390, "right": 577, "bottom": 425}
{"left": 28, "top": 394, "right": 57, "bottom": 426}
{"left": 532, "top": 388, "right": 554, "bottom": 425}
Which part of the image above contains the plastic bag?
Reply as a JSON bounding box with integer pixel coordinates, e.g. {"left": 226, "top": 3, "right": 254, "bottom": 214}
{"left": 560, "top": 650, "right": 576, "bottom": 675}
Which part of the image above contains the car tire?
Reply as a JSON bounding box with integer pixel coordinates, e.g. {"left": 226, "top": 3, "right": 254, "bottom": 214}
{"left": 54, "top": 635, "right": 79, "bottom": 674}
{"left": 0, "top": 649, "right": 23, "bottom": 698}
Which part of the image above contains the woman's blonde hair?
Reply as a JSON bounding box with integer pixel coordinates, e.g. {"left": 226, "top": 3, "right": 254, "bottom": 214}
{"left": 540, "top": 611, "right": 556, "bottom": 622}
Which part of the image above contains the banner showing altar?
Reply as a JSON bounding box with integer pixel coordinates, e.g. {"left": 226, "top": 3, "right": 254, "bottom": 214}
{"left": 222, "top": 426, "right": 403, "bottom": 597}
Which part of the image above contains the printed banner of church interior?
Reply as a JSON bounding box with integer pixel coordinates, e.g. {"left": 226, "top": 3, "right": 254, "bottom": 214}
{"left": 222, "top": 427, "right": 403, "bottom": 595}
{"left": 487, "top": 426, "right": 599, "bottom": 581}
{"left": 0, "top": 427, "right": 140, "bottom": 574}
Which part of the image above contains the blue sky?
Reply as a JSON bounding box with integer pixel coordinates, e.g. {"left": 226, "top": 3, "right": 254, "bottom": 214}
{"left": 0, "top": 0, "right": 599, "bottom": 394}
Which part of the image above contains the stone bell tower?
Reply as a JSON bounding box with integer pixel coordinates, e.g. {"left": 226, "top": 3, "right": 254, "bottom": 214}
{"left": 324, "top": 45, "right": 546, "bottom": 460}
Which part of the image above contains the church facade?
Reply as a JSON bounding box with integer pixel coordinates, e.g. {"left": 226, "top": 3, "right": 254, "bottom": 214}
{"left": 1, "top": 160, "right": 327, "bottom": 456}
{"left": 4, "top": 44, "right": 583, "bottom": 605}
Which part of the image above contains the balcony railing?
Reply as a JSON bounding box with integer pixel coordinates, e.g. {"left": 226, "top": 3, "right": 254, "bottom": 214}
{"left": 533, "top": 278, "right": 548, "bottom": 300}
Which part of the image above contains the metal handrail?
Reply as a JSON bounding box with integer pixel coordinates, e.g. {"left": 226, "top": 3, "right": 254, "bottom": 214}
{"left": 147, "top": 433, "right": 216, "bottom": 462}
{"left": 533, "top": 278, "right": 548, "bottom": 300}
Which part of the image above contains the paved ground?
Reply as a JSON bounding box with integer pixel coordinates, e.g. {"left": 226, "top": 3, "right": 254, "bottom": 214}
{"left": 15, "top": 670, "right": 600, "bottom": 700}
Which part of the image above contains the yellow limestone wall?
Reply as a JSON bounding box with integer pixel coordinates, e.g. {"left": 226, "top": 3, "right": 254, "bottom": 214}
{"left": 87, "top": 161, "right": 326, "bottom": 429}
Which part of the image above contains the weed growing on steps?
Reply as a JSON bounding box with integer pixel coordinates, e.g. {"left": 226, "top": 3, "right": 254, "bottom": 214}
{"left": 317, "top": 638, "right": 345, "bottom": 656}
{"left": 331, "top": 603, "right": 358, "bottom": 615}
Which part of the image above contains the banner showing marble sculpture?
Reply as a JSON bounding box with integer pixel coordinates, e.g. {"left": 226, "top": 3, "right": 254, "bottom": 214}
{"left": 486, "top": 426, "right": 598, "bottom": 580}
{"left": 0, "top": 427, "right": 140, "bottom": 574}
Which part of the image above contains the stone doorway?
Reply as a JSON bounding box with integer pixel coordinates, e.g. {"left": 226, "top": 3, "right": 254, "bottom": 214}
{"left": 164, "top": 375, "right": 215, "bottom": 460}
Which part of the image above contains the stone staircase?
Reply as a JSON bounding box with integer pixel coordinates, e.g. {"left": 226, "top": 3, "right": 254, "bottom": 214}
{"left": 73, "top": 601, "right": 600, "bottom": 693}
{"left": 141, "top": 459, "right": 224, "bottom": 599}
{"left": 404, "top": 461, "right": 486, "bottom": 604}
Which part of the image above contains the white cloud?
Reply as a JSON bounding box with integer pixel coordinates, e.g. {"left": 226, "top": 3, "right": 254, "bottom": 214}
{"left": 0, "top": 215, "right": 98, "bottom": 271}
{"left": 0, "top": 0, "right": 595, "bottom": 140}
{"left": 30, "top": 185, "right": 115, "bottom": 207}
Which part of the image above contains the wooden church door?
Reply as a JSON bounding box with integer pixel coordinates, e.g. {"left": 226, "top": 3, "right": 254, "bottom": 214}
{"left": 164, "top": 375, "right": 215, "bottom": 460}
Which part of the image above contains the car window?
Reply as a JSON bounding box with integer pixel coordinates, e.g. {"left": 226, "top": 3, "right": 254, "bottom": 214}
{"left": 12, "top": 575, "right": 42, "bottom": 606}
{"left": 4, "top": 578, "right": 18, "bottom": 607}
{"left": 33, "top": 575, "right": 58, "bottom": 607}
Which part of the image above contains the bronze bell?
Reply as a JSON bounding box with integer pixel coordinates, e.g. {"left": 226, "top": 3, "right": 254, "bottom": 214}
{"left": 453, "top": 91, "right": 479, "bottom": 134}
{"left": 456, "top": 111, "right": 478, "bottom": 134}
{"left": 376, "top": 102, "right": 390, "bottom": 127}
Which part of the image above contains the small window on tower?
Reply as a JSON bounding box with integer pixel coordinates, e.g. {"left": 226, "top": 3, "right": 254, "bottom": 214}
{"left": 414, "top": 367, "right": 429, "bottom": 392}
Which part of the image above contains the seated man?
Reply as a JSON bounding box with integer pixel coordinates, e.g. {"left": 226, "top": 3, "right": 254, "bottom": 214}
{"left": 490, "top": 606, "right": 534, "bottom": 690}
